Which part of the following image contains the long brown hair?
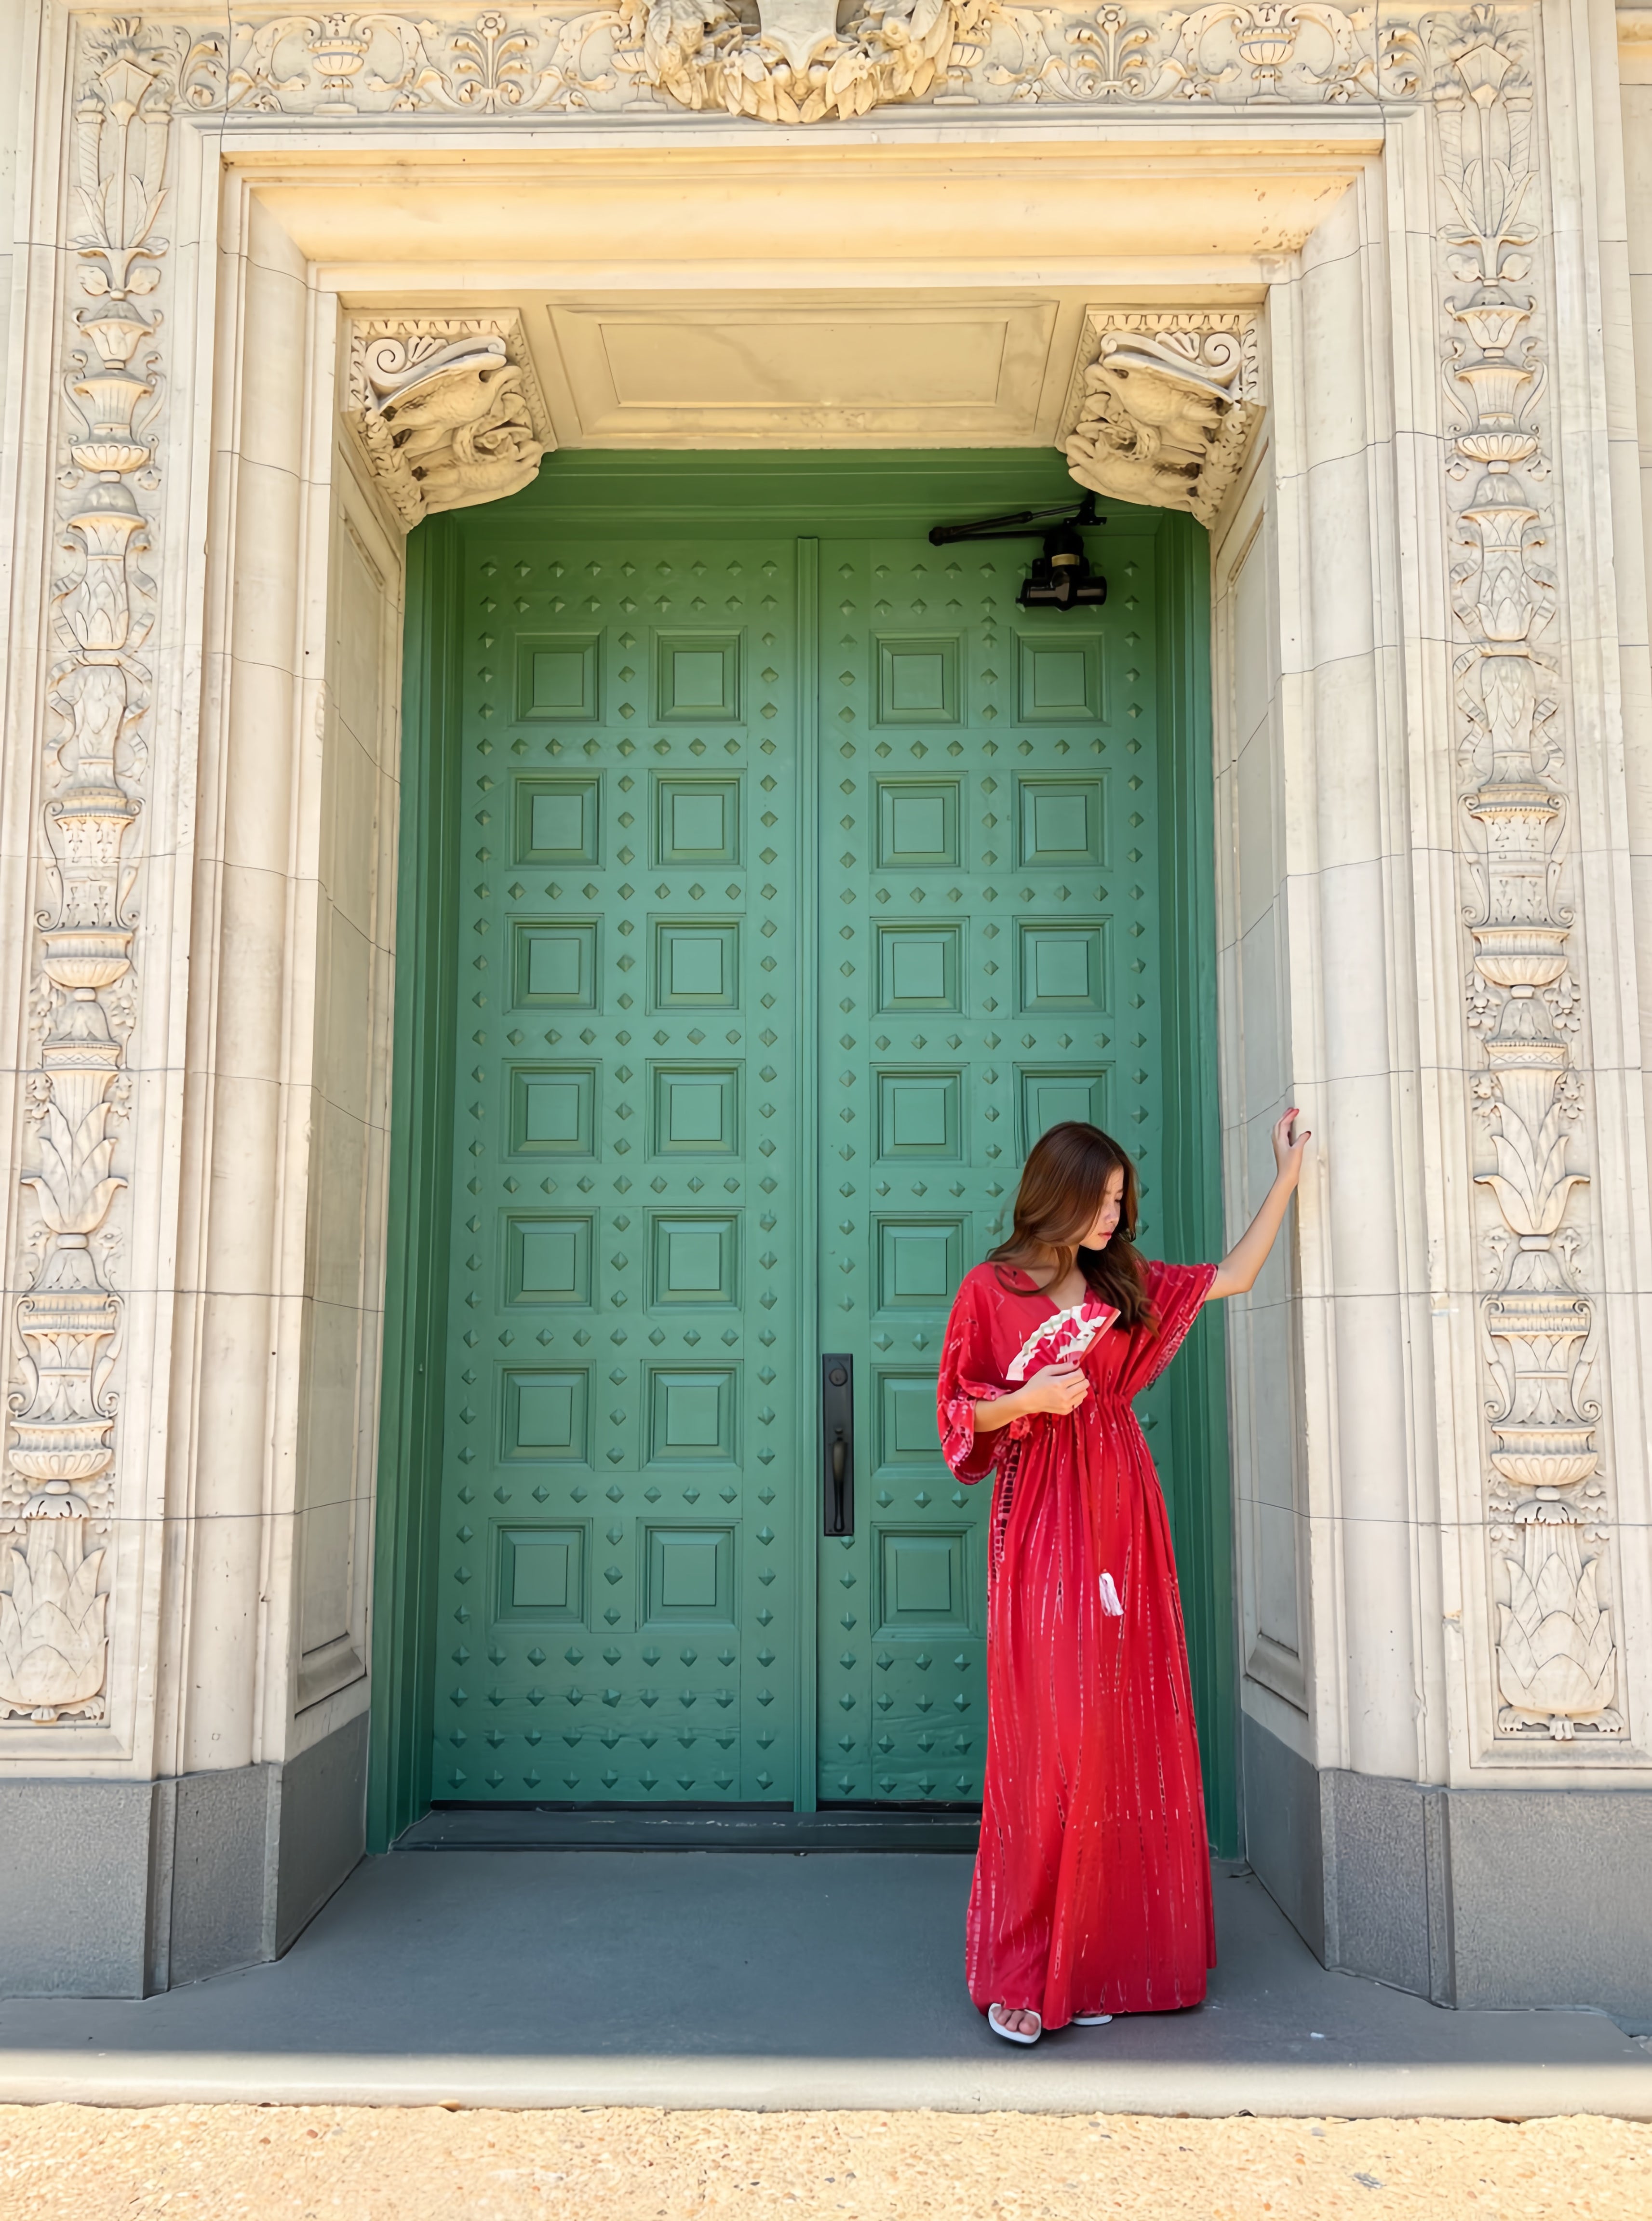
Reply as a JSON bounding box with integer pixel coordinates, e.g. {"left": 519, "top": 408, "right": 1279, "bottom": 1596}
{"left": 988, "top": 1121, "right": 1155, "bottom": 1329}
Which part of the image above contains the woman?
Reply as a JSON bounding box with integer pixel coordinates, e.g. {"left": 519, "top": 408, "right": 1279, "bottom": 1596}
{"left": 937, "top": 1111, "right": 1310, "bottom": 2046}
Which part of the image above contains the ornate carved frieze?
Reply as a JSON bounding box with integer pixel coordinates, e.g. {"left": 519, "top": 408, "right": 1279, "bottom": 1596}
{"left": 189, "top": 2, "right": 1418, "bottom": 126}
{"left": 1060, "top": 311, "right": 1263, "bottom": 527}
{"left": 344, "top": 317, "right": 553, "bottom": 529}
{"left": 1403, "top": 8, "right": 1618, "bottom": 1739}
{"left": 0, "top": 19, "right": 210, "bottom": 1721}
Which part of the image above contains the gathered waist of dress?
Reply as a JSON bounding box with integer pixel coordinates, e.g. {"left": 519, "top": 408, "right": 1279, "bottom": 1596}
{"left": 1020, "top": 1389, "right": 1141, "bottom": 1421}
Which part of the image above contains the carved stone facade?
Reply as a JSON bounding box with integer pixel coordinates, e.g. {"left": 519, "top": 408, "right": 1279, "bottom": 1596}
{"left": 2, "top": 0, "right": 1651, "bottom": 2007}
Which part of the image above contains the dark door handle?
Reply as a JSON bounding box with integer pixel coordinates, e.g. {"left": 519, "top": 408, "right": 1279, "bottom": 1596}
{"left": 821, "top": 1354, "right": 854, "bottom": 1537}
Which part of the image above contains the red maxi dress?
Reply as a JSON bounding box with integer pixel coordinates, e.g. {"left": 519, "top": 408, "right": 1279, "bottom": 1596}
{"left": 937, "top": 1258, "right": 1218, "bottom": 2027}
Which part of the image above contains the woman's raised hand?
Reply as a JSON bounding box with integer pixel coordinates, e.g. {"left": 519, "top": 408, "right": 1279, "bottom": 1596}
{"left": 1209, "top": 1103, "right": 1315, "bottom": 1301}
{"left": 1017, "top": 1363, "right": 1089, "bottom": 1417}
{"left": 1271, "top": 1106, "right": 1311, "bottom": 1186}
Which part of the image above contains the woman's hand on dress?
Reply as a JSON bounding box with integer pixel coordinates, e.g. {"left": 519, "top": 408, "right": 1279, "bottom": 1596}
{"left": 1015, "top": 1363, "right": 1089, "bottom": 1418}
{"left": 972, "top": 1363, "right": 1088, "bottom": 1432}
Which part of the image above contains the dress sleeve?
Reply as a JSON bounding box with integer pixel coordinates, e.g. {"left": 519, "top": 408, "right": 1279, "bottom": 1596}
{"left": 1125, "top": 1260, "right": 1219, "bottom": 1395}
{"left": 936, "top": 1272, "right": 1027, "bottom": 1485}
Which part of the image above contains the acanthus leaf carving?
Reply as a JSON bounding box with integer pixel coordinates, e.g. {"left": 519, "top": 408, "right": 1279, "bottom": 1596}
{"left": 0, "top": 1523, "right": 109, "bottom": 1724}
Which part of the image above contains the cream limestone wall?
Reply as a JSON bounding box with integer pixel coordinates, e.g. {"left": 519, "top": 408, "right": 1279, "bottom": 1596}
{"left": 4, "top": 0, "right": 1652, "bottom": 2002}
{"left": 0, "top": 40, "right": 400, "bottom": 1983}
{"left": 184, "top": 184, "right": 394, "bottom": 1787}
{"left": 1631, "top": 21, "right": 1652, "bottom": 536}
{"left": 0, "top": 33, "right": 18, "bottom": 432}
{"left": 1215, "top": 433, "right": 1309, "bottom": 1731}
{"left": 1209, "top": 163, "right": 1450, "bottom": 1966}
{"left": 292, "top": 454, "right": 398, "bottom": 1721}
{"left": 1624, "top": 13, "right": 1652, "bottom": 1202}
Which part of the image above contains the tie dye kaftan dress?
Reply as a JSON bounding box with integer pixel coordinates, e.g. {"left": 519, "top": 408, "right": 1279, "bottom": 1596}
{"left": 937, "top": 1258, "right": 1217, "bottom": 2028}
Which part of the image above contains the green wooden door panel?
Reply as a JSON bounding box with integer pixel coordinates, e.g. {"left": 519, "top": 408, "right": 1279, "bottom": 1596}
{"left": 377, "top": 458, "right": 1231, "bottom": 1848}
{"left": 430, "top": 534, "right": 805, "bottom": 1804}
{"left": 814, "top": 532, "right": 1166, "bottom": 1804}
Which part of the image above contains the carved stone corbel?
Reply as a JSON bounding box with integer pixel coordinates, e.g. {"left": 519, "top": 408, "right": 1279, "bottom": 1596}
{"left": 344, "top": 315, "right": 553, "bottom": 529}
{"left": 1059, "top": 311, "right": 1263, "bottom": 529}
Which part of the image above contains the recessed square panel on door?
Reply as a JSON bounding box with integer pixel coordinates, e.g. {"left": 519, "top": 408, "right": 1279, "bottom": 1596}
{"left": 644, "top": 1526, "right": 735, "bottom": 1624}
{"left": 877, "top": 1372, "right": 943, "bottom": 1472}
{"left": 1017, "top": 636, "right": 1102, "bottom": 723}
{"left": 1016, "top": 777, "right": 1107, "bottom": 868}
{"left": 877, "top": 1070, "right": 961, "bottom": 1160}
{"left": 510, "top": 1066, "right": 596, "bottom": 1155}
{"left": 513, "top": 922, "right": 598, "bottom": 1009}
{"left": 655, "top": 634, "right": 742, "bottom": 723}
{"left": 877, "top": 926, "right": 962, "bottom": 1013}
{"left": 652, "top": 1065, "right": 740, "bottom": 1155}
{"left": 876, "top": 637, "right": 960, "bottom": 725}
{"left": 877, "top": 1530, "right": 974, "bottom": 1637}
{"left": 876, "top": 781, "right": 961, "bottom": 870}
{"left": 501, "top": 1370, "right": 591, "bottom": 1463}
{"left": 515, "top": 634, "right": 602, "bottom": 723}
{"left": 654, "top": 777, "right": 741, "bottom": 866}
{"left": 1017, "top": 923, "right": 1108, "bottom": 1013}
{"left": 649, "top": 1214, "right": 739, "bottom": 1308}
{"left": 506, "top": 1215, "right": 593, "bottom": 1307}
{"left": 1019, "top": 1068, "right": 1109, "bottom": 1150}
{"left": 496, "top": 1525, "right": 588, "bottom": 1625}
{"left": 515, "top": 777, "right": 601, "bottom": 866}
{"left": 876, "top": 1219, "right": 965, "bottom": 1311}
{"left": 652, "top": 921, "right": 740, "bottom": 1009}
{"left": 648, "top": 1369, "right": 738, "bottom": 1462}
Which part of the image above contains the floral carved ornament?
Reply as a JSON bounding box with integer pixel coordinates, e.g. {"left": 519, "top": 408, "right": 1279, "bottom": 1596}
{"left": 1406, "top": 8, "right": 1619, "bottom": 1739}
{"left": 0, "top": 19, "right": 193, "bottom": 1720}
{"left": 200, "top": 1, "right": 1413, "bottom": 126}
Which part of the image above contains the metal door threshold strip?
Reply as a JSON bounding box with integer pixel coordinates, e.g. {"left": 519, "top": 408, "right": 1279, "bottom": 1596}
{"left": 400, "top": 1806, "right": 981, "bottom": 1851}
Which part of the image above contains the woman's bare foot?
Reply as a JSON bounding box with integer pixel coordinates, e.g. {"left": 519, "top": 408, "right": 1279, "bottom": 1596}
{"left": 987, "top": 2004, "right": 1042, "bottom": 2044}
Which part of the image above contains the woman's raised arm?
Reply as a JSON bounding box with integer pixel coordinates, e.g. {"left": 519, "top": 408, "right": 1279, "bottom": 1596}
{"left": 1207, "top": 1108, "right": 1311, "bottom": 1301}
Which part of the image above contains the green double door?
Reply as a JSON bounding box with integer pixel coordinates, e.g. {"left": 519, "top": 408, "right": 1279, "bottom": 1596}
{"left": 417, "top": 457, "right": 1219, "bottom": 1817}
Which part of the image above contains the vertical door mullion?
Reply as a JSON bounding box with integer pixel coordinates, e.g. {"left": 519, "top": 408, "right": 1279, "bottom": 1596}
{"left": 792, "top": 536, "right": 822, "bottom": 1809}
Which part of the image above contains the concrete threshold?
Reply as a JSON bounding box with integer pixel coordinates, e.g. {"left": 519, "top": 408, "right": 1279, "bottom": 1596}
{"left": 0, "top": 2050, "right": 1647, "bottom": 2118}
{"left": 4, "top": 1853, "right": 1647, "bottom": 2119}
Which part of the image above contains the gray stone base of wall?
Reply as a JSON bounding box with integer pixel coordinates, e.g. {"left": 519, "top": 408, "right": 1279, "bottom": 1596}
{"left": 0, "top": 1711, "right": 367, "bottom": 1998}
{"left": 1243, "top": 1710, "right": 1652, "bottom": 2020}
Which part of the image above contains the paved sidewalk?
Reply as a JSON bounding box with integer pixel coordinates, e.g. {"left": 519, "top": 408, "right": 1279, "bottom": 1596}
{"left": 0, "top": 1853, "right": 1646, "bottom": 2115}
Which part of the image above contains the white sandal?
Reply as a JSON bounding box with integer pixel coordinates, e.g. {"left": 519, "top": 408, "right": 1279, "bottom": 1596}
{"left": 1074, "top": 2010, "right": 1114, "bottom": 2025}
{"left": 988, "top": 2002, "right": 1042, "bottom": 2046}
